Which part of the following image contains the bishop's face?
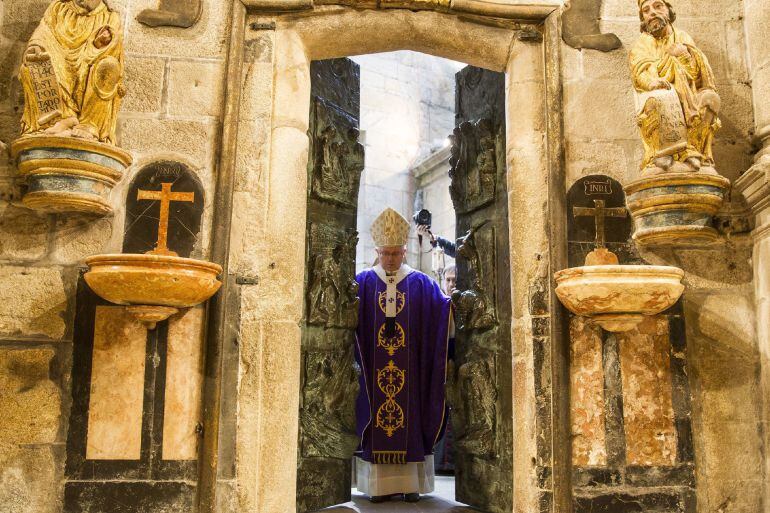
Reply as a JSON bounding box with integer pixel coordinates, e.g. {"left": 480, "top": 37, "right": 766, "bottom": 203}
{"left": 377, "top": 246, "right": 406, "bottom": 273}
{"left": 74, "top": 0, "right": 103, "bottom": 12}
{"left": 640, "top": 0, "right": 672, "bottom": 36}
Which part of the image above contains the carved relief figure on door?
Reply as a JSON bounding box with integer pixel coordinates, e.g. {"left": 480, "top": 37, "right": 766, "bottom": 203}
{"left": 449, "top": 119, "right": 498, "bottom": 214}
{"left": 447, "top": 356, "right": 497, "bottom": 458}
{"left": 452, "top": 222, "right": 497, "bottom": 331}
{"left": 301, "top": 344, "right": 361, "bottom": 459}
{"left": 308, "top": 227, "right": 359, "bottom": 329}
{"left": 311, "top": 100, "right": 365, "bottom": 209}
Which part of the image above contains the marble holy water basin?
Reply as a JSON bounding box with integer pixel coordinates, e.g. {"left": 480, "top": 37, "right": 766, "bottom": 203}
{"left": 84, "top": 253, "right": 222, "bottom": 329}
{"left": 554, "top": 250, "right": 685, "bottom": 332}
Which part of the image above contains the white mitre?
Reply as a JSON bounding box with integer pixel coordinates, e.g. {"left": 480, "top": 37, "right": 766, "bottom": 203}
{"left": 371, "top": 207, "right": 409, "bottom": 247}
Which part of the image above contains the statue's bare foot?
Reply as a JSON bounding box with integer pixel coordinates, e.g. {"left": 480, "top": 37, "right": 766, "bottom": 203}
{"left": 685, "top": 157, "right": 702, "bottom": 171}
{"left": 699, "top": 165, "right": 719, "bottom": 176}
{"left": 43, "top": 116, "right": 78, "bottom": 136}
{"left": 669, "top": 161, "right": 692, "bottom": 173}
{"left": 653, "top": 155, "right": 674, "bottom": 170}
{"left": 71, "top": 124, "right": 98, "bottom": 140}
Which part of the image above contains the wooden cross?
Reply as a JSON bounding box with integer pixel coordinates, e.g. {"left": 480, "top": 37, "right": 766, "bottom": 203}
{"left": 137, "top": 182, "right": 195, "bottom": 256}
{"left": 573, "top": 199, "right": 627, "bottom": 248}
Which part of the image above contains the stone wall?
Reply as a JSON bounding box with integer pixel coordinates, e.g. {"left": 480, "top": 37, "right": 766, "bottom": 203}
{"left": 351, "top": 51, "right": 459, "bottom": 272}
{"left": 0, "top": 0, "right": 231, "bottom": 511}
{"left": 561, "top": 0, "right": 764, "bottom": 511}
{"left": 0, "top": 1, "right": 767, "bottom": 513}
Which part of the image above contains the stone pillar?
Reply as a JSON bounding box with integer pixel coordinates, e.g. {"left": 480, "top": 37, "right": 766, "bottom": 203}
{"left": 736, "top": 0, "right": 770, "bottom": 507}
{"left": 745, "top": 0, "right": 770, "bottom": 163}
{"left": 734, "top": 160, "right": 770, "bottom": 512}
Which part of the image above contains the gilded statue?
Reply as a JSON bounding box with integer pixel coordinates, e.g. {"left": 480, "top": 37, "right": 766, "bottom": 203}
{"left": 629, "top": 0, "right": 721, "bottom": 175}
{"left": 19, "top": 0, "right": 125, "bottom": 144}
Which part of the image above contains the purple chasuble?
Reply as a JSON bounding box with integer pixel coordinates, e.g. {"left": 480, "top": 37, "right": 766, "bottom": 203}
{"left": 354, "top": 265, "right": 452, "bottom": 465}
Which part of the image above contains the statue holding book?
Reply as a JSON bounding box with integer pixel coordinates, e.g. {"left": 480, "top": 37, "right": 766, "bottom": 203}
{"left": 19, "top": 0, "right": 125, "bottom": 144}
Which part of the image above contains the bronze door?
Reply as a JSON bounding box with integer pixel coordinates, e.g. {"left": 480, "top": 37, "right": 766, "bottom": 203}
{"left": 296, "top": 58, "right": 364, "bottom": 513}
{"left": 449, "top": 66, "right": 514, "bottom": 513}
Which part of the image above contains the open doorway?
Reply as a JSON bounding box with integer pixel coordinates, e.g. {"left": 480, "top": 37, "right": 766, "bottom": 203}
{"left": 350, "top": 51, "right": 463, "bottom": 509}
{"left": 297, "top": 51, "right": 511, "bottom": 513}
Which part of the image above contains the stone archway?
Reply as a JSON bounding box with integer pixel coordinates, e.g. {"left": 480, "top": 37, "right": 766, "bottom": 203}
{"left": 202, "top": 3, "right": 570, "bottom": 513}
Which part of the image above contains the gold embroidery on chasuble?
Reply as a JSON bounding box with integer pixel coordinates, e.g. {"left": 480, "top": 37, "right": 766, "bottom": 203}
{"left": 378, "top": 290, "right": 406, "bottom": 315}
{"left": 377, "top": 322, "right": 405, "bottom": 356}
{"left": 375, "top": 360, "right": 406, "bottom": 438}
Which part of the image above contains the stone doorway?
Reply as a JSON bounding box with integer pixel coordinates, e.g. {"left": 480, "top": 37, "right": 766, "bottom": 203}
{"left": 209, "top": 5, "right": 570, "bottom": 513}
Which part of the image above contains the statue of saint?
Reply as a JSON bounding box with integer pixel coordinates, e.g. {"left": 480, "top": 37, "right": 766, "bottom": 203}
{"left": 629, "top": 0, "right": 721, "bottom": 174}
{"left": 19, "top": 0, "right": 125, "bottom": 144}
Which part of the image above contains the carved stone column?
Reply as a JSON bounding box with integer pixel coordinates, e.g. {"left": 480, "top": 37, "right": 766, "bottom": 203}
{"left": 734, "top": 158, "right": 770, "bottom": 509}
{"left": 736, "top": 0, "right": 770, "bottom": 505}
{"left": 745, "top": 0, "right": 770, "bottom": 163}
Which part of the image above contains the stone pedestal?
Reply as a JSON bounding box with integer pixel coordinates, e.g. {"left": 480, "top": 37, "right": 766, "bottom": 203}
{"left": 11, "top": 136, "right": 132, "bottom": 217}
{"left": 734, "top": 147, "right": 770, "bottom": 512}
{"left": 625, "top": 173, "right": 731, "bottom": 246}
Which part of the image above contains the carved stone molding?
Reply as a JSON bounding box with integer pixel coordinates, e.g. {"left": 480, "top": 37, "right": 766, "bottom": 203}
{"left": 562, "top": 0, "right": 622, "bottom": 52}
{"left": 735, "top": 154, "right": 770, "bottom": 238}
{"left": 137, "top": 0, "right": 202, "bottom": 28}
{"left": 755, "top": 124, "right": 770, "bottom": 161}
{"left": 240, "top": 0, "right": 563, "bottom": 20}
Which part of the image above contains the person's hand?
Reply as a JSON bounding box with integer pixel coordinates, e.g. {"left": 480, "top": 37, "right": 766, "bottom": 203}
{"left": 648, "top": 78, "right": 672, "bottom": 91}
{"left": 416, "top": 224, "right": 435, "bottom": 243}
{"left": 93, "top": 26, "right": 113, "bottom": 49}
{"left": 24, "top": 45, "right": 48, "bottom": 64}
{"left": 667, "top": 43, "right": 689, "bottom": 58}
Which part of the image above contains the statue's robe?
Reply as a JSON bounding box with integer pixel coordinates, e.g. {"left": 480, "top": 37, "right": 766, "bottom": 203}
{"left": 20, "top": 0, "right": 124, "bottom": 143}
{"left": 629, "top": 26, "right": 720, "bottom": 167}
{"left": 354, "top": 264, "right": 452, "bottom": 496}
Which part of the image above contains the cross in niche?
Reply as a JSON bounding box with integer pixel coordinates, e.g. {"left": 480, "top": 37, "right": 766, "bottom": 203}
{"left": 137, "top": 182, "right": 195, "bottom": 256}
{"left": 573, "top": 199, "right": 627, "bottom": 248}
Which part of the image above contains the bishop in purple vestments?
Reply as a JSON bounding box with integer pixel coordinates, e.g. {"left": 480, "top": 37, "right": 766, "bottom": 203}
{"left": 354, "top": 208, "right": 452, "bottom": 503}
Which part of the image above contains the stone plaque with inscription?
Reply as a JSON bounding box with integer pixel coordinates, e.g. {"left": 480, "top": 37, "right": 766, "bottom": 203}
{"left": 123, "top": 161, "right": 205, "bottom": 258}
{"left": 567, "top": 174, "right": 635, "bottom": 267}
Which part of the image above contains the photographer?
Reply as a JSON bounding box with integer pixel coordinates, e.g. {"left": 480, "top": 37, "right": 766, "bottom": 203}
{"left": 413, "top": 208, "right": 456, "bottom": 260}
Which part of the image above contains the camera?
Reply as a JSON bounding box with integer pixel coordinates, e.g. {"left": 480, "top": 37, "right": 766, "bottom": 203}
{"left": 413, "top": 209, "right": 432, "bottom": 228}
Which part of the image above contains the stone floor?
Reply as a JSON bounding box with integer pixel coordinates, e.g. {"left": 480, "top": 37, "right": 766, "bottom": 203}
{"left": 322, "top": 476, "right": 475, "bottom": 512}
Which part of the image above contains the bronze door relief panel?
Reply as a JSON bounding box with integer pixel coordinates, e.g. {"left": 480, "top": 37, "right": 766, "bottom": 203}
{"left": 449, "top": 65, "right": 513, "bottom": 513}
{"left": 296, "top": 58, "right": 365, "bottom": 513}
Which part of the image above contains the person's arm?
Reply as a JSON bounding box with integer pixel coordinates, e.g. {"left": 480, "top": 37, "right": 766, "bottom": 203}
{"left": 435, "top": 237, "right": 456, "bottom": 258}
